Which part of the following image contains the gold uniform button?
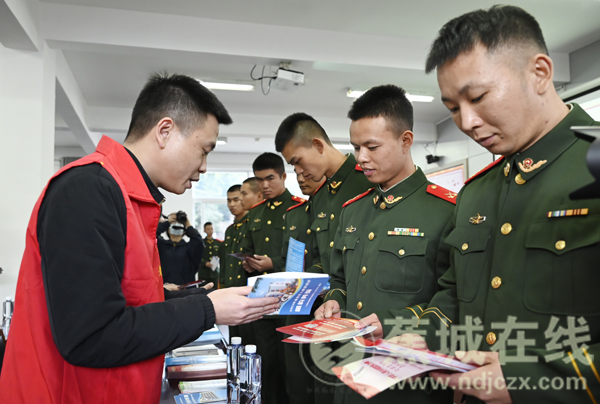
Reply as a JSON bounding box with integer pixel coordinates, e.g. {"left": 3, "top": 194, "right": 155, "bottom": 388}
{"left": 317, "top": 227, "right": 320, "bottom": 232}
{"left": 491, "top": 276, "right": 502, "bottom": 289}
{"left": 305, "top": 249, "right": 308, "bottom": 255}
{"left": 361, "top": 266, "right": 366, "bottom": 275}
{"left": 263, "top": 272, "right": 267, "bottom": 275}
{"left": 486, "top": 332, "right": 497, "bottom": 345}
{"left": 271, "top": 205, "right": 275, "bottom": 210}
{"left": 265, "top": 237, "right": 270, "bottom": 242}
{"left": 330, "top": 214, "right": 335, "bottom": 220}
{"left": 229, "top": 276, "right": 232, "bottom": 280}
{"left": 330, "top": 241, "right": 334, "bottom": 248}
{"left": 462, "top": 243, "right": 469, "bottom": 251}
{"left": 555, "top": 240, "right": 566, "bottom": 251}
{"left": 343, "top": 246, "right": 346, "bottom": 251}
{"left": 431, "top": 185, "right": 437, "bottom": 189}
{"left": 307, "top": 229, "right": 311, "bottom": 234}
{"left": 399, "top": 249, "right": 405, "bottom": 256}
{"left": 515, "top": 173, "right": 526, "bottom": 185}
{"left": 368, "top": 232, "right": 375, "bottom": 241}
{"left": 237, "top": 275, "right": 241, "bottom": 279}
{"left": 357, "top": 302, "right": 363, "bottom": 310}
{"left": 500, "top": 223, "right": 512, "bottom": 235}
{"left": 267, "top": 220, "right": 271, "bottom": 225}
{"left": 380, "top": 202, "right": 386, "bottom": 210}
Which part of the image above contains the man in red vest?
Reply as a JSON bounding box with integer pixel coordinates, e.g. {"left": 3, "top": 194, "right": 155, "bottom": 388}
{"left": 0, "top": 73, "right": 279, "bottom": 404}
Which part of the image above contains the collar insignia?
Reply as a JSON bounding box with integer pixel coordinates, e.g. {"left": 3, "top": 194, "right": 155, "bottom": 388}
{"left": 373, "top": 195, "right": 379, "bottom": 205}
{"left": 345, "top": 225, "right": 356, "bottom": 233}
{"left": 273, "top": 201, "right": 283, "bottom": 207}
{"left": 330, "top": 180, "right": 342, "bottom": 189}
{"left": 469, "top": 213, "right": 486, "bottom": 225}
{"left": 385, "top": 195, "right": 403, "bottom": 204}
{"left": 518, "top": 158, "right": 547, "bottom": 173}
{"left": 504, "top": 162, "right": 510, "bottom": 177}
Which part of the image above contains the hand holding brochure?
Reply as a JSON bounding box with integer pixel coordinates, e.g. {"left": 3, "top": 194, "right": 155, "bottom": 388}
{"left": 247, "top": 272, "right": 329, "bottom": 315}
{"left": 276, "top": 318, "right": 376, "bottom": 343}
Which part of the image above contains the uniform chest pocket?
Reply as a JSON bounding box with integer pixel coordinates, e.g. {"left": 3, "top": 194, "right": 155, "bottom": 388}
{"left": 335, "top": 233, "right": 360, "bottom": 285}
{"left": 311, "top": 218, "right": 330, "bottom": 250}
{"left": 375, "top": 236, "right": 428, "bottom": 294}
{"left": 523, "top": 215, "right": 600, "bottom": 315}
{"left": 445, "top": 226, "right": 491, "bottom": 302}
{"left": 249, "top": 221, "right": 263, "bottom": 233}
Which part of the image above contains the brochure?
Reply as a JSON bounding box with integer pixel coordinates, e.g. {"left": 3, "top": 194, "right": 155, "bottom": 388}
{"left": 166, "top": 354, "right": 226, "bottom": 367}
{"left": 178, "top": 379, "right": 227, "bottom": 394}
{"left": 247, "top": 272, "right": 329, "bottom": 315}
{"left": 174, "top": 389, "right": 227, "bottom": 404}
{"left": 228, "top": 252, "right": 253, "bottom": 260}
{"left": 276, "top": 318, "right": 376, "bottom": 343}
{"left": 285, "top": 237, "right": 305, "bottom": 272}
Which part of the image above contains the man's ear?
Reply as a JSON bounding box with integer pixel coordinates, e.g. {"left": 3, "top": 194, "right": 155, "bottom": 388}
{"left": 531, "top": 53, "right": 554, "bottom": 95}
{"left": 400, "top": 130, "right": 414, "bottom": 153}
{"left": 312, "top": 138, "right": 325, "bottom": 154}
{"left": 281, "top": 172, "right": 287, "bottom": 182}
{"left": 155, "top": 117, "right": 176, "bottom": 149}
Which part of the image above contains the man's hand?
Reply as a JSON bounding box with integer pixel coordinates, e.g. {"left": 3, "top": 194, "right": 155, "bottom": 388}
{"left": 430, "top": 351, "right": 512, "bottom": 404}
{"left": 314, "top": 300, "right": 341, "bottom": 320}
{"left": 205, "top": 262, "right": 213, "bottom": 268}
{"left": 207, "top": 286, "right": 280, "bottom": 325}
{"left": 242, "top": 260, "right": 256, "bottom": 273}
{"left": 245, "top": 255, "right": 273, "bottom": 272}
{"left": 163, "top": 283, "right": 179, "bottom": 291}
{"left": 355, "top": 313, "right": 383, "bottom": 340}
{"left": 387, "top": 333, "right": 428, "bottom": 350}
{"left": 202, "top": 282, "right": 214, "bottom": 290}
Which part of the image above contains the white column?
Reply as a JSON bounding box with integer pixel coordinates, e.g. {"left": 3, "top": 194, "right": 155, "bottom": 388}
{"left": 0, "top": 42, "right": 56, "bottom": 300}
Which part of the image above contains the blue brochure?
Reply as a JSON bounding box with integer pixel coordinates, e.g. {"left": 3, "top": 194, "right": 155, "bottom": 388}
{"left": 174, "top": 389, "right": 227, "bottom": 403}
{"left": 285, "top": 237, "right": 305, "bottom": 272}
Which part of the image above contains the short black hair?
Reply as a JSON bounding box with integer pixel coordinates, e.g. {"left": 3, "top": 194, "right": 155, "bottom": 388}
{"left": 204, "top": 222, "right": 213, "bottom": 227}
{"left": 425, "top": 5, "right": 548, "bottom": 73}
{"left": 252, "top": 152, "right": 285, "bottom": 175}
{"left": 243, "top": 177, "right": 261, "bottom": 194}
{"left": 347, "top": 85, "right": 413, "bottom": 135}
{"left": 227, "top": 184, "right": 242, "bottom": 193}
{"left": 125, "top": 73, "right": 233, "bottom": 142}
{"left": 274, "top": 112, "right": 332, "bottom": 152}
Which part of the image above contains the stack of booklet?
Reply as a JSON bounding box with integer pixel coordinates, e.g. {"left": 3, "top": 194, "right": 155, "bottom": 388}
{"left": 166, "top": 326, "right": 228, "bottom": 403}
{"left": 276, "top": 318, "right": 376, "bottom": 343}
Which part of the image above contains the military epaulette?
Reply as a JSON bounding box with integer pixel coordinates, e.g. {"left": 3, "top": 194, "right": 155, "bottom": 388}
{"left": 355, "top": 163, "right": 363, "bottom": 171}
{"left": 250, "top": 199, "right": 267, "bottom": 209}
{"left": 464, "top": 157, "right": 505, "bottom": 185}
{"left": 287, "top": 197, "right": 308, "bottom": 211}
{"left": 342, "top": 187, "right": 375, "bottom": 208}
{"left": 426, "top": 184, "right": 457, "bottom": 205}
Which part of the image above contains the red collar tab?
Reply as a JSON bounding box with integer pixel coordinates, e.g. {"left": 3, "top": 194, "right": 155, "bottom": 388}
{"left": 426, "top": 184, "right": 457, "bottom": 205}
{"left": 287, "top": 199, "right": 308, "bottom": 211}
{"left": 464, "top": 157, "right": 505, "bottom": 185}
{"left": 250, "top": 199, "right": 267, "bottom": 209}
{"left": 314, "top": 180, "right": 327, "bottom": 194}
{"left": 355, "top": 164, "right": 363, "bottom": 172}
{"left": 342, "top": 187, "right": 376, "bottom": 208}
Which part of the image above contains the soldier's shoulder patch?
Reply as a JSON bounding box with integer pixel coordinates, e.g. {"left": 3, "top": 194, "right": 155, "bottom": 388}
{"left": 287, "top": 197, "right": 308, "bottom": 211}
{"left": 250, "top": 199, "right": 267, "bottom": 209}
{"left": 427, "top": 184, "right": 457, "bottom": 204}
{"left": 355, "top": 163, "right": 363, "bottom": 172}
{"left": 464, "top": 157, "right": 505, "bottom": 185}
{"left": 342, "top": 187, "right": 376, "bottom": 208}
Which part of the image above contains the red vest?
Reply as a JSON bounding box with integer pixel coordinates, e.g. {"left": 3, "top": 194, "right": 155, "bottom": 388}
{"left": 0, "top": 136, "right": 165, "bottom": 404}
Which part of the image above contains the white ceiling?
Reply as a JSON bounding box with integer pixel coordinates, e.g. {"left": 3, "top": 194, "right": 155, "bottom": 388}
{"left": 45, "top": 0, "right": 600, "bottom": 156}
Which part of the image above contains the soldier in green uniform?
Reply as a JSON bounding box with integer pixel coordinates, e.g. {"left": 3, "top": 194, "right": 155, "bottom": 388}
{"left": 369, "top": 6, "right": 600, "bottom": 404}
{"left": 199, "top": 222, "right": 223, "bottom": 283}
{"left": 313, "top": 85, "right": 455, "bottom": 404}
{"left": 276, "top": 113, "right": 372, "bottom": 403}
{"left": 219, "top": 185, "right": 247, "bottom": 289}
{"left": 282, "top": 172, "right": 325, "bottom": 404}
{"left": 240, "top": 153, "right": 298, "bottom": 404}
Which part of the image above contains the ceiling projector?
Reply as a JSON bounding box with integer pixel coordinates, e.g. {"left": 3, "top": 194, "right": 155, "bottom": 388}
{"left": 272, "top": 68, "right": 305, "bottom": 90}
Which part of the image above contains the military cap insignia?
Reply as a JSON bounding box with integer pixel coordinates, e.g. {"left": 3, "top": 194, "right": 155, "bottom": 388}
{"left": 318, "top": 212, "right": 326, "bottom": 219}
{"left": 469, "top": 213, "right": 486, "bottom": 225}
{"left": 254, "top": 218, "right": 261, "bottom": 222}
{"left": 518, "top": 158, "right": 547, "bottom": 173}
{"left": 289, "top": 225, "right": 297, "bottom": 231}
{"left": 345, "top": 225, "right": 357, "bottom": 233}
{"left": 547, "top": 208, "right": 588, "bottom": 218}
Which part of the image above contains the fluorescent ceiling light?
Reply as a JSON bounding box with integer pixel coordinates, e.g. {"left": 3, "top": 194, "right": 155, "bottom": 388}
{"left": 217, "top": 137, "right": 227, "bottom": 145}
{"left": 333, "top": 143, "right": 354, "bottom": 150}
{"left": 199, "top": 81, "right": 254, "bottom": 91}
{"left": 347, "top": 89, "right": 434, "bottom": 103}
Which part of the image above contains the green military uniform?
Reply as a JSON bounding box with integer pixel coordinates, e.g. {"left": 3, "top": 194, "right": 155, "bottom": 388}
{"left": 241, "top": 189, "right": 297, "bottom": 404}
{"left": 219, "top": 217, "right": 249, "bottom": 289}
{"left": 199, "top": 237, "right": 223, "bottom": 283}
{"left": 383, "top": 104, "right": 600, "bottom": 404}
{"left": 308, "top": 154, "right": 372, "bottom": 275}
{"left": 325, "top": 167, "right": 455, "bottom": 404}
{"left": 280, "top": 197, "right": 321, "bottom": 404}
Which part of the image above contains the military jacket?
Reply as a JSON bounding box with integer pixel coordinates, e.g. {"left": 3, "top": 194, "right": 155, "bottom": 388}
{"left": 199, "top": 237, "right": 223, "bottom": 280}
{"left": 219, "top": 216, "right": 249, "bottom": 288}
{"left": 386, "top": 104, "right": 600, "bottom": 404}
{"left": 241, "top": 189, "right": 297, "bottom": 273}
{"left": 309, "top": 154, "right": 372, "bottom": 275}
{"left": 324, "top": 167, "right": 455, "bottom": 317}
{"left": 280, "top": 197, "right": 317, "bottom": 272}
